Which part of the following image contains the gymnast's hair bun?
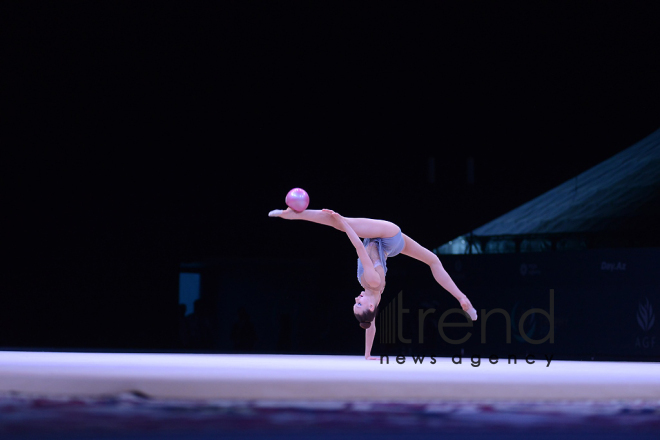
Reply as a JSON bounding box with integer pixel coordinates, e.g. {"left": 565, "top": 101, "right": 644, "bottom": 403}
{"left": 359, "top": 322, "right": 371, "bottom": 329}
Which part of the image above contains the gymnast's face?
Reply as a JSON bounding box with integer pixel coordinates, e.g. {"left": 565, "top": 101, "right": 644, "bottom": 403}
{"left": 353, "top": 291, "right": 375, "bottom": 314}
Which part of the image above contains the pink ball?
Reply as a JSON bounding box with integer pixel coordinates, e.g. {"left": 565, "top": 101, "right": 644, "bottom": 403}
{"left": 285, "top": 188, "right": 310, "bottom": 213}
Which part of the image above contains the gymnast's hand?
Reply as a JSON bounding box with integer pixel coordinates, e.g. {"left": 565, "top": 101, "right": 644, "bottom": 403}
{"left": 321, "top": 209, "right": 346, "bottom": 231}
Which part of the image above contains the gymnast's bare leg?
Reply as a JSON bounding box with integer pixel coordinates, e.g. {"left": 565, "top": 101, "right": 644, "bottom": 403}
{"left": 400, "top": 234, "right": 477, "bottom": 320}
{"left": 269, "top": 208, "right": 400, "bottom": 238}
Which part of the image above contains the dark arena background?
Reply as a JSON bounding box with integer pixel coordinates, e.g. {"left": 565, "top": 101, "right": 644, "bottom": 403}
{"left": 3, "top": 2, "right": 660, "bottom": 439}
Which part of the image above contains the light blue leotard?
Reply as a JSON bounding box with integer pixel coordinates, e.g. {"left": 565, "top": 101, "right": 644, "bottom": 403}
{"left": 356, "top": 230, "right": 405, "bottom": 282}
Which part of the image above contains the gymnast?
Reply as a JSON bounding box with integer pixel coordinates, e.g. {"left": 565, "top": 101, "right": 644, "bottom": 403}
{"left": 268, "top": 207, "right": 478, "bottom": 360}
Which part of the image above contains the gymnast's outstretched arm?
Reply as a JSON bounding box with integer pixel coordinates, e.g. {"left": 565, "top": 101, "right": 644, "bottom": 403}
{"left": 328, "top": 211, "right": 382, "bottom": 289}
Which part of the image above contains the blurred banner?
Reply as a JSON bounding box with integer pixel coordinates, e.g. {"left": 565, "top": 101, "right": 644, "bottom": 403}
{"left": 187, "top": 248, "right": 659, "bottom": 361}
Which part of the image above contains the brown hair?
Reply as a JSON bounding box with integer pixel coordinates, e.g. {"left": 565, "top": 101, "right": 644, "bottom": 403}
{"left": 355, "top": 306, "right": 378, "bottom": 329}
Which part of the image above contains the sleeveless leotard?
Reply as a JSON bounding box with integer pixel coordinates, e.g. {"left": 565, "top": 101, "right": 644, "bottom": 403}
{"left": 356, "top": 230, "right": 405, "bottom": 282}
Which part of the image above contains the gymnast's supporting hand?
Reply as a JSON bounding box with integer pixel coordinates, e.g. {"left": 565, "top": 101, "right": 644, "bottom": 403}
{"left": 364, "top": 318, "right": 379, "bottom": 360}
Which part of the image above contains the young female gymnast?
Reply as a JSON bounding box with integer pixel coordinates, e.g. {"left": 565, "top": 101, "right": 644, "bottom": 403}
{"left": 268, "top": 207, "right": 478, "bottom": 360}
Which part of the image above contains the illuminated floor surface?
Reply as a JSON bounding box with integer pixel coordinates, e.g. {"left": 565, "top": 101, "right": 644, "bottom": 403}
{"left": 0, "top": 351, "right": 659, "bottom": 401}
{"left": 1, "top": 352, "right": 659, "bottom": 439}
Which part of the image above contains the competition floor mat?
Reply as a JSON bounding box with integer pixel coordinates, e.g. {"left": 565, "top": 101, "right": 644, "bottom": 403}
{"left": 1, "top": 352, "right": 659, "bottom": 439}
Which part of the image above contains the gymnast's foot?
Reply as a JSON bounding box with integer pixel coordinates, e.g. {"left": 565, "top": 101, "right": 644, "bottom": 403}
{"left": 268, "top": 208, "right": 295, "bottom": 218}
{"left": 459, "top": 296, "right": 478, "bottom": 321}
